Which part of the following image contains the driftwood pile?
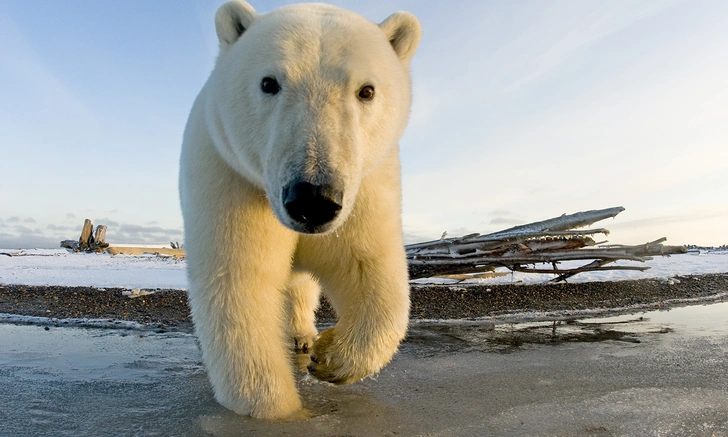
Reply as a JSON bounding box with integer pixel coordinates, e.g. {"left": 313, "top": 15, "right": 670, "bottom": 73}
{"left": 58, "top": 207, "right": 688, "bottom": 282}
{"left": 60, "top": 220, "right": 185, "bottom": 257}
{"left": 406, "top": 207, "right": 687, "bottom": 282}
{"left": 60, "top": 219, "right": 108, "bottom": 253}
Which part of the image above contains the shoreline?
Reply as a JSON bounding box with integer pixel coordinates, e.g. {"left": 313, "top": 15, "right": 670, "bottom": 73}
{"left": 1, "top": 272, "right": 727, "bottom": 331}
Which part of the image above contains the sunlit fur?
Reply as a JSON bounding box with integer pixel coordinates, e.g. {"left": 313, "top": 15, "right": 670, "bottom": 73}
{"left": 179, "top": 1, "right": 420, "bottom": 420}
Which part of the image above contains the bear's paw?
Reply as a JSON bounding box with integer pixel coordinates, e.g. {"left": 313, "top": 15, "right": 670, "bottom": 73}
{"left": 292, "top": 330, "right": 317, "bottom": 353}
{"left": 307, "top": 327, "right": 378, "bottom": 385}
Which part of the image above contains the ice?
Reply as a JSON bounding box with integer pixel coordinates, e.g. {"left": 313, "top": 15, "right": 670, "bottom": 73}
{"left": 0, "top": 313, "right": 149, "bottom": 330}
{"left": 3, "top": 303, "right": 728, "bottom": 436}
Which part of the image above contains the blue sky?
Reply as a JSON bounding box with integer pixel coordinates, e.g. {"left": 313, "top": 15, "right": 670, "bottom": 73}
{"left": 1, "top": 0, "right": 727, "bottom": 249}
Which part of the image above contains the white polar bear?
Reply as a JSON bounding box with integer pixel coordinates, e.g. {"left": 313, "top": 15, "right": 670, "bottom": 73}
{"left": 179, "top": 0, "right": 421, "bottom": 420}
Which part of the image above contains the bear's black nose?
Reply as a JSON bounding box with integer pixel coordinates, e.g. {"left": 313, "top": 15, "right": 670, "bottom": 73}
{"left": 282, "top": 181, "right": 343, "bottom": 232}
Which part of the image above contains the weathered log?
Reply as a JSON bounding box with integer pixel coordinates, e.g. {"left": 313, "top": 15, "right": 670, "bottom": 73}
{"left": 406, "top": 207, "right": 624, "bottom": 257}
{"left": 430, "top": 271, "right": 510, "bottom": 282}
{"left": 60, "top": 240, "right": 79, "bottom": 251}
{"left": 94, "top": 226, "right": 107, "bottom": 245}
{"left": 78, "top": 219, "right": 94, "bottom": 250}
{"left": 480, "top": 207, "right": 625, "bottom": 239}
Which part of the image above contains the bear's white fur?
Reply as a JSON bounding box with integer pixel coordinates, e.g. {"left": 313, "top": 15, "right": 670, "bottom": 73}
{"left": 179, "top": 1, "right": 420, "bottom": 420}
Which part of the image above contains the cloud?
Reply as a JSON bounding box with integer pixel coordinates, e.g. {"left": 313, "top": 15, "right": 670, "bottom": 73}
{"left": 119, "top": 224, "right": 181, "bottom": 234}
{"left": 430, "top": 227, "right": 477, "bottom": 240}
{"left": 489, "top": 208, "right": 517, "bottom": 216}
{"left": 402, "top": 232, "right": 431, "bottom": 246}
{"left": 609, "top": 210, "right": 728, "bottom": 230}
{"left": 112, "top": 223, "right": 184, "bottom": 244}
{"left": 474, "top": 208, "right": 526, "bottom": 228}
{"left": 23, "top": 217, "right": 36, "bottom": 224}
{"left": 0, "top": 234, "right": 59, "bottom": 249}
{"left": 0, "top": 223, "right": 58, "bottom": 249}
{"left": 402, "top": 223, "right": 443, "bottom": 245}
{"left": 47, "top": 224, "right": 78, "bottom": 232}
{"left": 93, "top": 217, "right": 120, "bottom": 228}
{"left": 489, "top": 216, "right": 523, "bottom": 226}
{"left": 13, "top": 225, "right": 39, "bottom": 234}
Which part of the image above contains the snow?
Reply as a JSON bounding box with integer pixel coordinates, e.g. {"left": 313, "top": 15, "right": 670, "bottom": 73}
{"left": 0, "top": 249, "right": 186, "bottom": 289}
{"left": 412, "top": 251, "right": 728, "bottom": 285}
{"left": 0, "top": 248, "right": 725, "bottom": 289}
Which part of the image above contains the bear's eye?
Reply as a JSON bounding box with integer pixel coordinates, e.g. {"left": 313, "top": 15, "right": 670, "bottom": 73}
{"left": 357, "top": 85, "right": 375, "bottom": 101}
{"left": 260, "top": 77, "right": 281, "bottom": 95}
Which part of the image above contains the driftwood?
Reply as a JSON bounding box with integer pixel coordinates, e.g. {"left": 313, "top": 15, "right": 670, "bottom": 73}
{"left": 106, "top": 246, "right": 186, "bottom": 258}
{"left": 62, "top": 219, "right": 110, "bottom": 253}
{"left": 79, "top": 219, "right": 94, "bottom": 250}
{"left": 94, "top": 225, "right": 107, "bottom": 246}
{"left": 61, "top": 220, "right": 183, "bottom": 257}
{"left": 406, "top": 207, "right": 687, "bottom": 282}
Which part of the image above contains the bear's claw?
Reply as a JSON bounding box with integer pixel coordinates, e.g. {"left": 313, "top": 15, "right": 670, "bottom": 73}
{"left": 306, "top": 327, "right": 366, "bottom": 385}
{"left": 293, "top": 337, "right": 313, "bottom": 353}
{"left": 291, "top": 326, "right": 317, "bottom": 353}
{"left": 307, "top": 360, "right": 348, "bottom": 385}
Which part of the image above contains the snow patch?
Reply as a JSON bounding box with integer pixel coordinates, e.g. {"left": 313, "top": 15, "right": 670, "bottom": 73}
{"left": 0, "top": 248, "right": 725, "bottom": 289}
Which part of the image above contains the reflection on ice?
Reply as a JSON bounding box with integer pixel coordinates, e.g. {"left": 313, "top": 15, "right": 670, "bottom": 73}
{"left": 406, "top": 301, "right": 728, "bottom": 357}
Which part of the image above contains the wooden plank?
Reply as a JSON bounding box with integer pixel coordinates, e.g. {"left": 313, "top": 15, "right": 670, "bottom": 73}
{"left": 106, "top": 246, "right": 186, "bottom": 258}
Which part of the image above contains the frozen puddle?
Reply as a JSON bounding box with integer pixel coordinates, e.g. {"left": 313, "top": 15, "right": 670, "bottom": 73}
{"left": 2, "top": 303, "right": 728, "bottom": 436}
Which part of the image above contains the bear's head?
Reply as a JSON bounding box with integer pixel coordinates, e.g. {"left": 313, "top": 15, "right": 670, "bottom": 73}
{"left": 206, "top": 1, "right": 421, "bottom": 234}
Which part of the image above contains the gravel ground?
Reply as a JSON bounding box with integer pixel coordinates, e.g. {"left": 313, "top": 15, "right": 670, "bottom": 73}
{"left": 1, "top": 273, "right": 727, "bottom": 331}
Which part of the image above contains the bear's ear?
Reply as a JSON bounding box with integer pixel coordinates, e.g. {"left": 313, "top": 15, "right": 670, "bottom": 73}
{"left": 379, "top": 12, "right": 422, "bottom": 66}
{"left": 215, "top": 1, "right": 257, "bottom": 49}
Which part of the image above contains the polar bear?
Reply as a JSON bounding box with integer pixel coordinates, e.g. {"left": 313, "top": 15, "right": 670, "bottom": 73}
{"left": 179, "top": 1, "right": 421, "bottom": 420}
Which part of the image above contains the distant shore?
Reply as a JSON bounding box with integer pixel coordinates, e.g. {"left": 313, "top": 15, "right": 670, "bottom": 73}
{"left": 1, "top": 272, "right": 727, "bottom": 332}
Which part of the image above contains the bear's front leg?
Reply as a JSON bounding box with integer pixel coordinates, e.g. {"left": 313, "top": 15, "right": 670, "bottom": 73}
{"left": 285, "top": 271, "right": 321, "bottom": 354}
{"left": 301, "top": 233, "right": 410, "bottom": 385}
{"left": 185, "top": 196, "right": 305, "bottom": 420}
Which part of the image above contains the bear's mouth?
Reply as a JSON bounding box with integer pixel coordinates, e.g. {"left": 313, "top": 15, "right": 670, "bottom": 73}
{"left": 281, "top": 181, "right": 344, "bottom": 234}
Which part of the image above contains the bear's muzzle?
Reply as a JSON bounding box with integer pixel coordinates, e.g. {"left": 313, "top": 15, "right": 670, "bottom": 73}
{"left": 282, "top": 181, "right": 343, "bottom": 233}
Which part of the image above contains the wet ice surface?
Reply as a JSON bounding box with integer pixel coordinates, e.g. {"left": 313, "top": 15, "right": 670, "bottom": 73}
{"left": 2, "top": 303, "right": 728, "bottom": 436}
